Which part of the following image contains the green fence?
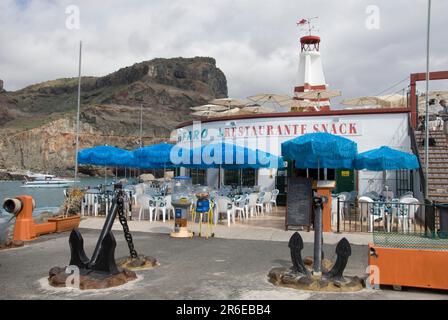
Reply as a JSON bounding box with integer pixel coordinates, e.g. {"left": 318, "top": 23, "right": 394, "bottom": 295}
{"left": 373, "top": 231, "right": 448, "bottom": 251}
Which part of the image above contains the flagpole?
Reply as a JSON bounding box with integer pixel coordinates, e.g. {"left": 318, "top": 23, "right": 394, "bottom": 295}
{"left": 74, "top": 41, "right": 82, "bottom": 186}
{"left": 139, "top": 103, "right": 143, "bottom": 179}
{"left": 140, "top": 104, "right": 143, "bottom": 147}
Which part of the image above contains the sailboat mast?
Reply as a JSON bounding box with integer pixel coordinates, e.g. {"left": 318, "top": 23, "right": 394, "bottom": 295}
{"left": 74, "top": 41, "right": 82, "bottom": 185}
{"left": 140, "top": 103, "right": 143, "bottom": 148}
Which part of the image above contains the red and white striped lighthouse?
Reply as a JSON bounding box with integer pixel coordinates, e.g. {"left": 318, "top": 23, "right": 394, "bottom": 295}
{"left": 294, "top": 18, "right": 330, "bottom": 110}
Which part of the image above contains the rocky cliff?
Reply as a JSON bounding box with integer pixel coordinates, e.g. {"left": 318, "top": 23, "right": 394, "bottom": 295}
{"left": 0, "top": 57, "right": 227, "bottom": 176}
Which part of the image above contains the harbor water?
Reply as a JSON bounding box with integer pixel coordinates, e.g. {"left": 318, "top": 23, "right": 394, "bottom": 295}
{"left": 0, "top": 177, "right": 112, "bottom": 243}
{"left": 0, "top": 177, "right": 109, "bottom": 214}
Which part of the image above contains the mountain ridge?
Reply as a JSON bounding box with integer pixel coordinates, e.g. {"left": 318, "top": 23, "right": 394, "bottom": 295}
{"left": 0, "top": 56, "right": 228, "bottom": 175}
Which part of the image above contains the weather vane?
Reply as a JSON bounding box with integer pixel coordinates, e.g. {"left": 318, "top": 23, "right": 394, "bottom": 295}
{"left": 296, "top": 17, "right": 319, "bottom": 36}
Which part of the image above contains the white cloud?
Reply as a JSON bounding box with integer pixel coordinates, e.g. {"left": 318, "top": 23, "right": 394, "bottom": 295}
{"left": 1, "top": 0, "right": 447, "bottom": 106}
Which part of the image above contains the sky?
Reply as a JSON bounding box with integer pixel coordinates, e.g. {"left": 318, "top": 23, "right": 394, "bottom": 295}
{"left": 1, "top": 0, "right": 447, "bottom": 106}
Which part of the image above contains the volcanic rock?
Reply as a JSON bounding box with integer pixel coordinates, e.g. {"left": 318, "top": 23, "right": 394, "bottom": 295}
{"left": 0, "top": 57, "right": 228, "bottom": 176}
{"left": 48, "top": 266, "right": 137, "bottom": 290}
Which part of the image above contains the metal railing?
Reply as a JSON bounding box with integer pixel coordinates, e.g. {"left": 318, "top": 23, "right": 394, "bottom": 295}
{"left": 334, "top": 198, "right": 441, "bottom": 234}
{"left": 409, "top": 116, "right": 426, "bottom": 198}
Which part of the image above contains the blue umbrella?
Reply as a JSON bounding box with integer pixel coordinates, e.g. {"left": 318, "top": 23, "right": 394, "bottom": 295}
{"left": 78, "top": 146, "right": 133, "bottom": 167}
{"left": 170, "top": 142, "right": 285, "bottom": 169}
{"left": 281, "top": 132, "right": 358, "bottom": 172}
{"left": 78, "top": 145, "right": 135, "bottom": 185}
{"left": 355, "top": 146, "right": 419, "bottom": 171}
{"left": 355, "top": 146, "right": 419, "bottom": 198}
{"left": 282, "top": 132, "right": 358, "bottom": 162}
{"left": 132, "top": 142, "right": 174, "bottom": 168}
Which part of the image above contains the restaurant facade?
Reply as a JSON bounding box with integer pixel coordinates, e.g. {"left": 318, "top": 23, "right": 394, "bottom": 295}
{"left": 173, "top": 107, "right": 418, "bottom": 202}
{"left": 172, "top": 31, "right": 420, "bottom": 201}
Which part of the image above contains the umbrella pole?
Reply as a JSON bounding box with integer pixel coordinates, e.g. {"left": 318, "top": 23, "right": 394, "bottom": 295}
{"left": 313, "top": 199, "right": 323, "bottom": 275}
{"left": 317, "top": 158, "right": 320, "bottom": 181}
{"left": 104, "top": 165, "right": 107, "bottom": 187}
{"left": 218, "top": 165, "right": 221, "bottom": 189}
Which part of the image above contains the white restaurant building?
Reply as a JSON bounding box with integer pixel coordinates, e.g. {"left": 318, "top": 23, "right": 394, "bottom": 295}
{"left": 172, "top": 33, "right": 420, "bottom": 203}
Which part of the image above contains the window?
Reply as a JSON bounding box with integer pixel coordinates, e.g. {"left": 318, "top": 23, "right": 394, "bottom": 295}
{"left": 224, "top": 169, "right": 257, "bottom": 187}
{"left": 190, "top": 168, "right": 207, "bottom": 185}
{"left": 242, "top": 168, "right": 256, "bottom": 186}
{"left": 294, "top": 168, "right": 335, "bottom": 180}
{"left": 224, "top": 169, "right": 239, "bottom": 186}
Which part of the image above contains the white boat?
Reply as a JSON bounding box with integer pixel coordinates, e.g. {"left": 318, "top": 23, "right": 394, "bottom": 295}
{"left": 22, "top": 176, "right": 76, "bottom": 188}
{"left": 25, "top": 171, "right": 56, "bottom": 181}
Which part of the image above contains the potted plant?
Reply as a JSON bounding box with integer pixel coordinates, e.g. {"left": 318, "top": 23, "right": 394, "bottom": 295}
{"left": 48, "top": 188, "right": 83, "bottom": 232}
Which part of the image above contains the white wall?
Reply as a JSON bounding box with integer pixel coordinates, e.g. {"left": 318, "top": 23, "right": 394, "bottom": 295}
{"left": 206, "top": 168, "right": 220, "bottom": 188}
{"left": 257, "top": 168, "right": 277, "bottom": 191}
{"left": 297, "top": 51, "right": 326, "bottom": 86}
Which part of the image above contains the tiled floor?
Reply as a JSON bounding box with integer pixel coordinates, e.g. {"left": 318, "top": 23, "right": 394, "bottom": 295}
{"left": 129, "top": 204, "right": 288, "bottom": 230}
{"left": 81, "top": 204, "right": 373, "bottom": 245}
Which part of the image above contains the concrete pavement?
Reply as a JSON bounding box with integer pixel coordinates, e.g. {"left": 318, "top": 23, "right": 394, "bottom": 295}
{"left": 79, "top": 216, "right": 374, "bottom": 245}
{"left": 0, "top": 228, "right": 447, "bottom": 300}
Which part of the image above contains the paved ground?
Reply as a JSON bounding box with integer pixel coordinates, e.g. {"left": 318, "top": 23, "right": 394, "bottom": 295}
{"left": 79, "top": 215, "right": 374, "bottom": 245}
{"left": 0, "top": 229, "right": 447, "bottom": 300}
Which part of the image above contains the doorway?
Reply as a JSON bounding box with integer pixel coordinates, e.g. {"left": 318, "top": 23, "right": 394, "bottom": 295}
{"left": 334, "top": 169, "right": 355, "bottom": 193}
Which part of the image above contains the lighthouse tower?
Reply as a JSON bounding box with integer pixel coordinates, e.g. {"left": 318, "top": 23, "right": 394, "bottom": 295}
{"left": 294, "top": 19, "right": 330, "bottom": 110}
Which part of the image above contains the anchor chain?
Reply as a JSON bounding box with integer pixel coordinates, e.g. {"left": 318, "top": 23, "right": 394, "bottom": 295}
{"left": 116, "top": 190, "right": 138, "bottom": 259}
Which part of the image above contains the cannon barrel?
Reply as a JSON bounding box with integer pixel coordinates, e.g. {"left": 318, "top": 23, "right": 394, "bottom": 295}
{"left": 2, "top": 197, "right": 35, "bottom": 216}
{"left": 3, "top": 198, "right": 23, "bottom": 215}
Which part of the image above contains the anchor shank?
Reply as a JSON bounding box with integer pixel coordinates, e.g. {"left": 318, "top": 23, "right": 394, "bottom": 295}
{"left": 313, "top": 196, "right": 325, "bottom": 274}
{"left": 89, "top": 193, "right": 119, "bottom": 267}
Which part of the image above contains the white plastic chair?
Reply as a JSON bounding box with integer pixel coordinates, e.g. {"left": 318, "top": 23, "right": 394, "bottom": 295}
{"left": 138, "top": 194, "right": 157, "bottom": 221}
{"left": 159, "top": 195, "right": 174, "bottom": 222}
{"left": 234, "top": 194, "right": 248, "bottom": 220}
{"left": 358, "top": 196, "right": 374, "bottom": 232}
{"left": 262, "top": 191, "right": 272, "bottom": 214}
{"left": 154, "top": 197, "right": 170, "bottom": 222}
{"left": 92, "top": 194, "right": 99, "bottom": 217}
{"left": 216, "top": 196, "right": 235, "bottom": 226}
{"left": 396, "top": 197, "right": 420, "bottom": 233}
{"left": 255, "top": 192, "right": 265, "bottom": 215}
{"left": 246, "top": 193, "right": 259, "bottom": 217}
{"left": 133, "top": 183, "right": 145, "bottom": 206}
{"left": 84, "top": 193, "right": 96, "bottom": 216}
{"left": 81, "top": 194, "right": 88, "bottom": 216}
{"left": 270, "top": 189, "right": 279, "bottom": 212}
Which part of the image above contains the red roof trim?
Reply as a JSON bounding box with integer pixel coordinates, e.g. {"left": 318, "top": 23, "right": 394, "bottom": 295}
{"left": 176, "top": 107, "right": 410, "bottom": 129}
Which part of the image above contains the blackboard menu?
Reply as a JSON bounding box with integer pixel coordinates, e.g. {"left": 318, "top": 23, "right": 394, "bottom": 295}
{"left": 285, "top": 177, "right": 312, "bottom": 230}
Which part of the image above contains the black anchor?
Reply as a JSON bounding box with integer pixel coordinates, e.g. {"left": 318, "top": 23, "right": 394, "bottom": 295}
{"left": 69, "top": 184, "right": 136, "bottom": 275}
{"left": 327, "top": 237, "right": 352, "bottom": 281}
{"left": 288, "top": 232, "right": 309, "bottom": 276}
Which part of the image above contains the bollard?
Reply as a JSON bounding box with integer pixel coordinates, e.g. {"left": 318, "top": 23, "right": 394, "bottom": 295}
{"left": 312, "top": 195, "right": 326, "bottom": 275}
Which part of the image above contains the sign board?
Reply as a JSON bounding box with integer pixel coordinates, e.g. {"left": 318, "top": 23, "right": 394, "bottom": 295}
{"left": 313, "top": 180, "right": 336, "bottom": 189}
{"left": 341, "top": 170, "right": 350, "bottom": 177}
{"left": 286, "top": 177, "right": 313, "bottom": 230}
{"left": 177, "top": 120, "right": 363, "bottom": 142}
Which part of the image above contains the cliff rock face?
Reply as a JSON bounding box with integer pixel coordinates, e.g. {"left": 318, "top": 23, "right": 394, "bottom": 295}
{"left": 0, "top": 57, "right": 227, "bottom": 175}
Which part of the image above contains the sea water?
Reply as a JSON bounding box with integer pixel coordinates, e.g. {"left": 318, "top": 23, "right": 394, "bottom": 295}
{"left": 0, "top": 177, "right": 133, "bottom": 242}
{"left": 0, "top": 178, "right": 108, "bottom": 214}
